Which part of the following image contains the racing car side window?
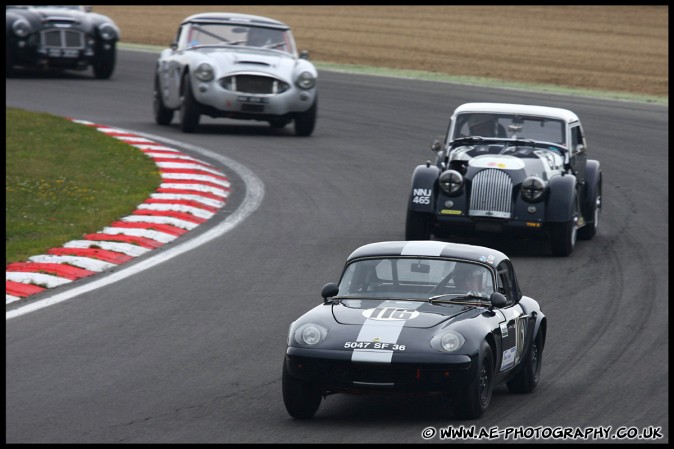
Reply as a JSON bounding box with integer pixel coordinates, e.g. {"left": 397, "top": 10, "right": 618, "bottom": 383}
{"left": 495, "top": 261, "right": 516, "bottom": 305}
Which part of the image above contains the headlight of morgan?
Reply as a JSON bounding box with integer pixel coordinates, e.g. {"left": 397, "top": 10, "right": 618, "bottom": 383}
{"left": 194, "top": 63, "right": 214, "bottom": 82}
{"left": 293, "top": 323, "right": 328, "bottom": 346}
{"left": 430, "top": 331, "right": 466, "bottom": 352}
{"left": 98, "top": 22, "right": 117, "bottom": 41}
{"left": 12, "top": 19, "right": 31, "bottom": 38}
{"left": 296, "top": 71, "right": 316, "bottom": 89}
{"left": 438, "top": 170, "right": 463, "bottom": 195}
{"left": 521, "top": 176, "right": 546, "bottom": 202}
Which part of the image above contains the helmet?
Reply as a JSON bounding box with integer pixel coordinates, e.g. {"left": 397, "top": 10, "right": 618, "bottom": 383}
{"left": 453, "top": 263, "right": 484, "bottom": 281}
{"left": 452, "top": 263, "right": 488, "bottom": 293}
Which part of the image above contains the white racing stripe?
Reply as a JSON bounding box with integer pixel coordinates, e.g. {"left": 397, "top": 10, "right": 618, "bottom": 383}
{"left": 401, "top": 241, "right": 447, "bottom": 256}
{"left": 352, "top": 300, "right": 424, "bottom": 363}
{"left": 119, "top": 215, "right": 200, "bottom": 230}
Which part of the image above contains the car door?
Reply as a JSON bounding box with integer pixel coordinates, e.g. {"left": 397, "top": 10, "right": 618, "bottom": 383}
{"left": 494, "top": 260, "right": 528, "bottom": 375}
{"left": 159, "top": 24, "right": 188, "bottom": 108}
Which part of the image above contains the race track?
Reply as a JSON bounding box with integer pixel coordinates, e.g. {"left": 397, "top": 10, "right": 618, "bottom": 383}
{"left": 6, "top": 49, "right": 668, "bottom": 443}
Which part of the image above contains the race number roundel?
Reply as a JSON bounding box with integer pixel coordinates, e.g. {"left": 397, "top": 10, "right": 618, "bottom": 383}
{"left": 362, "top": 307, "right": 420, "bottom": 321}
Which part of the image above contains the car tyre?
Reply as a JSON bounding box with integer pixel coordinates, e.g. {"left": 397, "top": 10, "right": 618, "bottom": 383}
{"left": 507, "top": 328, "right": 543, "bottom": 393}
{"left": 92, "top": 43, "right": 116, "bottom": 79}
{"left": 282, "top": 361, "right": 322, "bottom": 419}
{"left": 180, "top": 73, "right": 201, "bottom": 133}
{"left": 578, "top": 178, "right": 601, "bottom": 240}
{"left": 294, "top": 97, "right": 317, "bottom": 137}
{"left": 153, "top": 74, "right": 174, "bottom": 125}
{"left": 549, "top": 219, "right": 576, "bottom": 257}
{"left": 405, "top": 209, "right": 433, "bottom": 240}
{"left": 455, "top": 341, "right": 493, "bottom": 419}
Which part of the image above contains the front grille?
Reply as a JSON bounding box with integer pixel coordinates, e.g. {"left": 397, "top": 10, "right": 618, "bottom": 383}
{"left": 220, "top": 75, "right": 290, "bottom": 94}
{"left": 41, "top": 29, "right": 85, "bottom": 49}
{"left": 469, "top": 169, "right": 513, "bottom": 218}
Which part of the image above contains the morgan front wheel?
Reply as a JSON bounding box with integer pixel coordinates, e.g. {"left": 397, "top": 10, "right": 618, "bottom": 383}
{"left": 550, "top": 219, "right": 576, "bottom": 257}
{"left": 405, "top": 209, "right": 432, "bottom": 240}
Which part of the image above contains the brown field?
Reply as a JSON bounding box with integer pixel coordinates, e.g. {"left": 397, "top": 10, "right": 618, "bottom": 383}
{"left": 95, "top": 5, "right": 668, "bottom": 98}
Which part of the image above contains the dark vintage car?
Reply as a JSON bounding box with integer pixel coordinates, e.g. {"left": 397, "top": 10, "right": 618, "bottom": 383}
{"left": 405, "top": 103, "right": 602, "bottom": 256}
{"left": 282, "top": 241, "right": 546, "bottom": 419}
{"left": 6, "top": 5, "right": 120, "bottom": 79}
{"left": 153, "top": 12, "right": 318, "bottom": 136}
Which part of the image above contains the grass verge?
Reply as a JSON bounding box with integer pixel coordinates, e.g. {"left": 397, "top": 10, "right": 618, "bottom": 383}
{"left": 5, "top": 108, "right": 161, "bottom": 264}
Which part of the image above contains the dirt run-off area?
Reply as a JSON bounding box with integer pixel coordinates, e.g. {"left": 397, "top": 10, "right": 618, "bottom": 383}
{"left": 95, "top": 5, "right": 668, "bottom": 99}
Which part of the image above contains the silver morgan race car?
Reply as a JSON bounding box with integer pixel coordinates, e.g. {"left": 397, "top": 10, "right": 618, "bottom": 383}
{"left": 6, "top": 5, "right": 120, "bottom": 79}
{"left": 405, "top": 103, "right": 603, "bottom": 256}
{"left": 282, "top": 240, "right": 546, "bottom": 419}
{"left": 153, "top": 12, "right": 318, "bottom": 136}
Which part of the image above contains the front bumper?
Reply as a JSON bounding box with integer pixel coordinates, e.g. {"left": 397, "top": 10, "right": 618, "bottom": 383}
{"left": 285, "top": 346, "right": 475, "bottom": 393}
{"left": 9, "top": 39, "right": 113, "bottom": 70}
{"left": 433, "top": 215, "right": 549, "bottom": 238}
{"left": 193, "top": 80, "right": 316, "bottom": 117}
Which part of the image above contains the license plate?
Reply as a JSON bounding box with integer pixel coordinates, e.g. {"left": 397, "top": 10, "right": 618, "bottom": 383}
{"left": 47, "top": 48, "right": 79, "bottom": 58}
{"left": 237, "top": 96, "right": 268, "bottom": 104}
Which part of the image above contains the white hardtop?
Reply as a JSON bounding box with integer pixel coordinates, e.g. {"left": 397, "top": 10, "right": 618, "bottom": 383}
{"left": 453, "top": 102, "right": 579, "bottom": 124}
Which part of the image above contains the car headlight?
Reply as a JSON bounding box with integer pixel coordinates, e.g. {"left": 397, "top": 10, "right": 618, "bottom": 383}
{"left": 194, "top": 63, "right": 215, "bottom": 82}
{"left": 293, "top": 323, "right": 328, "bottom": 346}
{"left": 521, "top": 176, "right": 546, "bottom": 202}
{"left": 296, "top": 71, "right": 316, "bottom": 89}
{"left": 98, "top": 23, "right": 118, "bottom": 41}
{"left": 438, "top": 169, "right": 463, "bottom": 195}
{"left": 430, "top": 331, "right": 466, "bottom": 352}
{"left": 12, "top": 19, "right": 31, "bottom": 38}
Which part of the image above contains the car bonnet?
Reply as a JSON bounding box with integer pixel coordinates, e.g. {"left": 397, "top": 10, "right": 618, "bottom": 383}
{"left": 198, "top": 48, "right": 299, "bottom": 78}
{"left": 332, "top": 299, "right": 477, "bottom": 328}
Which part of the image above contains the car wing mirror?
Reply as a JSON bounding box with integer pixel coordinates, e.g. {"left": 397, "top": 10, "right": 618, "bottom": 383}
{"left": 321, "top": 283, "right": 339, "bottom": 302}
{"left": 170, "top": 42, "right": 178, "bottom": 51}
{"left": 575, "top": 143, "right": 586, "bottom": 155}
{"left": 299, "top": 50, "right": 310, "bottom": 60}
{"left": 489, "top": 292, "right": 507, "bottom": 309}
{"left": 431, "top": 139, "right": 443, "bottom": 153}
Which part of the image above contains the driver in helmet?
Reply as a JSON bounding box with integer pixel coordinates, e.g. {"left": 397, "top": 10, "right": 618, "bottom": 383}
{"left": 452, "top": 263, "right": 488, "bottom": 296}
{"left": 465, "top": 114, "right": 506, "bottom": 138}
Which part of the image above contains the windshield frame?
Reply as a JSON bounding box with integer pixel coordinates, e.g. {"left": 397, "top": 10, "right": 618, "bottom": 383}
{"left": 448, "top": 112, "right": 567, "bottom": 147}
{"left": 177, "top": 21, "right": 297, "bottom": 56}
{"left": 337, "top": 256, "right": 496, "bottom": 302}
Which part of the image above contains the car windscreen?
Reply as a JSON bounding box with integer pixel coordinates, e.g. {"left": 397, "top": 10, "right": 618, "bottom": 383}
{"left": 452, "top": 113, "right": 566, "bottom": 145}
{"left": 338, "top": 258, "right": 494, "bottom": 300}
{"left": 182, "top": 23, "right": 295, "bottom": 54}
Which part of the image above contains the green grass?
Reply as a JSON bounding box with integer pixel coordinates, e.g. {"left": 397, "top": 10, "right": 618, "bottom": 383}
{"left": 5, "top": 107, "right": 161, "bottom": 264}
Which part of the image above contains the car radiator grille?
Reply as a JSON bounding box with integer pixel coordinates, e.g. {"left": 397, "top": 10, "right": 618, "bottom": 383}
{"left": 469, "top": 169, "right": 513, "bottom": 219}
{"left": 221, "top": 75, "right": 289, "bottom": 94}
{"left": 41, "top": 29, "right": 85, "bottom": 49}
